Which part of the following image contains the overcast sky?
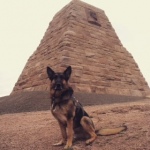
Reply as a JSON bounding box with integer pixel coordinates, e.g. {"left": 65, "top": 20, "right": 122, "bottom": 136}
{"left": 0, "top": 0, "right": 150, "bottom": 97}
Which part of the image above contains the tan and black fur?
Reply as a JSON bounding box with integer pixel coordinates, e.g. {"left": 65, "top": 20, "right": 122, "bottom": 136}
{"left": 47, "top": 66, "right": 127, "bottom": 150}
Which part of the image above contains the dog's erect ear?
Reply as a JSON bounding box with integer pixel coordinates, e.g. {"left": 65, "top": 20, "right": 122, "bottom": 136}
{"left": 47, "top": 67, "right": 55, "bottom": 81}
{"left": 63, "top": 66, "right": 72, "bottom": 81}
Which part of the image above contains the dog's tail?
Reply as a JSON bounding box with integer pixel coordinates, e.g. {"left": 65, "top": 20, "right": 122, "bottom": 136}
{"left": 96, "top": 125, "right": 127, "bottom": 136}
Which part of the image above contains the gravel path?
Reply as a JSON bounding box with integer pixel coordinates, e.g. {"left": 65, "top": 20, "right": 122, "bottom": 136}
{"left": 0, "top": 99, "right": 150, "bottom": 150}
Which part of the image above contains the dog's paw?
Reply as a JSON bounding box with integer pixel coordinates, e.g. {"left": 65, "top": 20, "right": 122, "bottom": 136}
{"left": 85, "top": 140, "right": 91, "bottom": 145}
{"left": 64, "top": 145, "right": 73, "bottom": 150}
{"left": 85, "top": 139, "right": 94, "bottom": 145}
{"left": 52, "top": 140, "right": 65, "bottom": 146}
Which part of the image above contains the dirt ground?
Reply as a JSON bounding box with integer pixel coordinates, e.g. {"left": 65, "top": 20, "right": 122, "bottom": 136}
{"left": 0, "top": 99, "right": 150, "bottom": 150}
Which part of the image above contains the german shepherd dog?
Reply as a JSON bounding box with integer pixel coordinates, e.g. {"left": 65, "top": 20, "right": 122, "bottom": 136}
{"left": 47, "top": 66, "right": 127, "bottom": 150}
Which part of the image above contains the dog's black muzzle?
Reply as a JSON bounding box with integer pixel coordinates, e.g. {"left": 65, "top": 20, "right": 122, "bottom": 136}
{"left": 54, "top": 83, "right": 63, "bottom": 90}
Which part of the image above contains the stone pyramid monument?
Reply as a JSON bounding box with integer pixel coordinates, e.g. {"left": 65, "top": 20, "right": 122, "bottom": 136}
{"left": 12, "top": 0, "right": 150, "bottom": 97}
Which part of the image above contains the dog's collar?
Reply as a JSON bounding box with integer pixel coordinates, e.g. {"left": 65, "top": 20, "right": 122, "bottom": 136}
{"left": 51, "top": 87, "right": 74, "bottom": 110}
{"left": 72, "top": 96, "right": 79, "bottom": 105}
{"left": 51, "top": 96, "right": 70, "bottom": 110}
{"left": 72, "top": 96, "right": 83, "bottom": 107}
{"left": 72, "top": 96, "right": 87, "bottom": 118}
{"left": 51, "top": 95, "right": 79, "bottom": 110}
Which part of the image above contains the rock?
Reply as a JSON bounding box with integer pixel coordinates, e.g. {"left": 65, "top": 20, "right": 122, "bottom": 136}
{"left": 11, "top": 0, "right": 150, "bottom": 97}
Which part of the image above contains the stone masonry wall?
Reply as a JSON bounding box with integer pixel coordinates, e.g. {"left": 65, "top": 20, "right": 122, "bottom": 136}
{"left": 12, "top": 0, "right": 150, "bottom": 97}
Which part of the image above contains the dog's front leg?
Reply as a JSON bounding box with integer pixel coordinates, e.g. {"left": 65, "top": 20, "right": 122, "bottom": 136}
{"left": 53, "top": 122, "right": 67, "bottom": 146}
{"left": 64, "top": 118, "right": 74, "bottom": 150}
